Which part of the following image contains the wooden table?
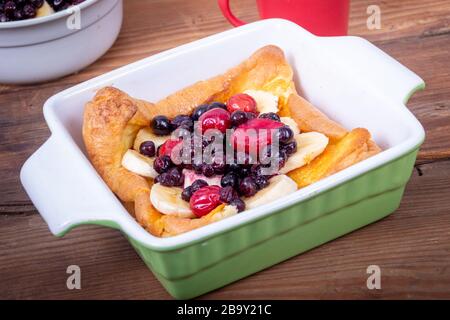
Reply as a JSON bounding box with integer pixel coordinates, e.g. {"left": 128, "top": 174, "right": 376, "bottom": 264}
{"left": 1, "top": 0, "right": 449, "bottom": 299}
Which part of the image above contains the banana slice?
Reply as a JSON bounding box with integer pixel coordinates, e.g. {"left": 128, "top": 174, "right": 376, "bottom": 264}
{"left": 150, "top": 183, "right": 195, "bottom": 218}
{"left": 279, "top": 132, "right": 329, "bottom": 174}
{"left": 280, "top": 117, "right": 300, "bottom": 134}
{"left": 121, "top": 149, "right": 158, "bottom": 178}
{"left": 133, "top": 127, "right": 169, "bottom": 151}
{"left": 244, "top": 90, "right": 279, "bottom": 114}
{"left": 244, "top": 174, "right": 297, "bottom": 210}
{"left": 210, "top": 205, "right": 238, "bottom": 222}
{"left": 36, "top": 1, "right": 55, "bottom": 17}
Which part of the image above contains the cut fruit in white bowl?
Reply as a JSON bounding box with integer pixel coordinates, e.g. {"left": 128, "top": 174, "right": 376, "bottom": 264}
{"left": 0, "top": 0, "right": 123, "bottom": 84}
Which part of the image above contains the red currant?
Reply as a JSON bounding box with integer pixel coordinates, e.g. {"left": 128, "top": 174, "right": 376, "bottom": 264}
{"left": 227, "top": 93, "right": 257, "bottom": 114}
{"left": 158, "top": 138, "right": 182, "bottom": 158}
{"left": 190, "top": 185, "right": 222, "bottom": 217}
{"left": 198, "top": 108, "right": 231, "bottom": 134}
{"left": 231, "top": 118, "right": 284, "bottom": 153}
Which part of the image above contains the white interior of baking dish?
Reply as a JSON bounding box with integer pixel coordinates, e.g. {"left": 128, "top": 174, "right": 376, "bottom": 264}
{"left": 20, "top": 19, "right": 425, "bottom": 249}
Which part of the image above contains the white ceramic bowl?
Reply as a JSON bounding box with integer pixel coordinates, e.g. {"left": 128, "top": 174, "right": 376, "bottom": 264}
{"left": 0, "top": 0, "right": 123, "bottom": 84}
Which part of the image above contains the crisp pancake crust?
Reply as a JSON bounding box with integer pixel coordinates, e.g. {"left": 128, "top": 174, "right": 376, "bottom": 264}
{"left": 82, "top": 46, "right": 380, "bottom": 237}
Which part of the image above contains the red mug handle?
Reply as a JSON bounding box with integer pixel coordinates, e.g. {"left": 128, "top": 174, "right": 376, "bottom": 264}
{"left": 218, "top": 0, "right": 246, "bottom": 26}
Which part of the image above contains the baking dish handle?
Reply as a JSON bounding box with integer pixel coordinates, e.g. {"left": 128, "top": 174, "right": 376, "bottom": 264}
{"left": 316, "top": 36, "right": 425, "bottom": 105}
{"left": 20, "top": 135, "right": 127, "bottom": 236}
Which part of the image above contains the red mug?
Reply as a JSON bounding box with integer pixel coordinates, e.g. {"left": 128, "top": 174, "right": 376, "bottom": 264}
{"left": 218, "top": 0, "right": 350, "bottom": 36}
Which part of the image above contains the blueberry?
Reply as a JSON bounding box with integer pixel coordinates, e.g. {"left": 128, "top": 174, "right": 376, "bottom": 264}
{"left": 239, "top": 177, "right": 257, "bottom": 197}
{"left": 282, "top": 140, "right": 297, "bottom": 155}
{"left": 254, "top": 175, "right": 269, "bottom": 190}
{"left": 153, "top": 155, "right": 172, "bottom": 174}
{"left": 221, "top": 172, "right": 238, "bottom": 188}
{"left": 278, "top": 152, "right": 287, "bottom": 169}
{"left": 212, "top": 156, "right": 226, "bottom": 174}
{"left": 155, "top": 173, "right": 172, "bottom": 186}
{"left": 219, "top": 186, "right": 238, "bottom": 204}
{"left": 22, "top": 4, "right": 36, "bottom": 18}
{"left": 139, "top": 141, "right": 156, "bottom": 157}
{"left": 30, "top": 0, "right": 44, "bottom": 8}
{"left": 192, "top": 104, "right": 209, "bottom": 121}
{"left": 229, "top": 198, "right": 245, "bottom": 212}
{"left": 4, "top": 1, "right": 16, "bottom": 16}
{"left": 245, "top": 112, "right": 257, "bottom": 121}
{"left": 152, "top": 115, "right": 172, "bottom": 136}
{"left": 13, "top": 9, "right": 23, "bottom": 20}
{"left": 277, "top": 126, "right": 294, "bottom": 144}
{"left": 259, "top": 112, "right": 280, "bottom": 121}
{"left": 181, "top": 186, "right": 193, "bottom": 202}
{"left": 226, "top": 163, "right": 240, "bottom": 173}
{"left": 179, "top": 120, "right": 194, "bottom": 132}
{"left": 167, "top": 167, "right": 184, "bottom": 186}
{"left": 240, "top": 166, "right": 251, "bottom": 177}
{"left": 47, "top": 0, "right": 72, "bottom": 11}
{"left": 250, "top": 165, "right": 264, "bottom": 177}
{"left": 191, "top": 179, "right": 208, "bottom": 193}
{"left": 208, "top": 102, "right": 227, "bottom": 111}
{"left": 171, "top": 115, "right": 193, "bottom": 131}
{"left": 156, "top": 167, "right": 183, "bottom": 187}
{"left": 230, "top": 111, "right": 247, "bottom": 127}
{"left": 202, "top": 164, "right": 215, "bottom": 177}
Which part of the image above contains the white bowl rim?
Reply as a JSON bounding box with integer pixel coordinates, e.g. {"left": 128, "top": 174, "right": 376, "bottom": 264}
{"left": 0, "top": 0, "right": 98, "bottom": 29}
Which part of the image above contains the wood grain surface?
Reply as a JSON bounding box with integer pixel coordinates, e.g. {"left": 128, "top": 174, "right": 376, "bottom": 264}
{"left": 1, "top": 0, "right": 449, "bottom": 299}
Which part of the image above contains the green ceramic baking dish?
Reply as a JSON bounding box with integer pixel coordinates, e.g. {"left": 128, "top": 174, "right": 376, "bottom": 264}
{"left": 20, "top": 19, "right": 425, "bottom": 299}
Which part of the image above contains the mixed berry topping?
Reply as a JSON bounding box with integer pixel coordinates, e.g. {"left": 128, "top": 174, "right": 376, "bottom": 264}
{"left": 0, "top": 0, "right": 86, "bottom": 22}
{"left": 137, "top": 94, "right": 299, "bottom": 217}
